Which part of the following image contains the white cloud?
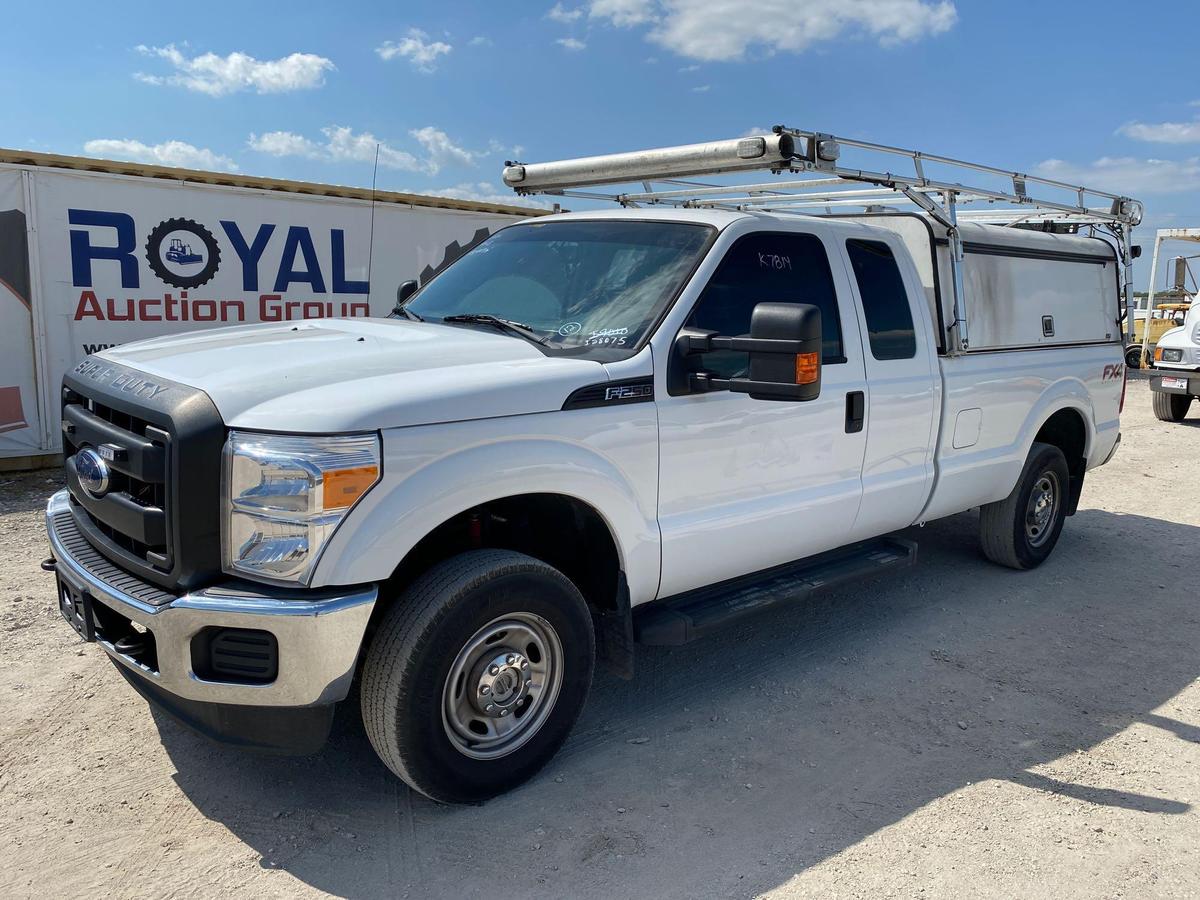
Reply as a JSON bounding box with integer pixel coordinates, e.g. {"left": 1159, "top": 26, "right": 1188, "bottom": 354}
{"left": 410, "top": 126, "right": 476, "bottom": 171}
{"left": 468, "top": 35, "right": 493, "bottom": 46}
{"left": 376, "top": 29, "right": 452, "bottom": 72}
{"left": 1034, "top": 156, "right": 1200, "bottom": 196}
{"left": 134, "top": 44, "right": 333, "bottom": 96}
{"left": 1118, "top": 120, "right": 1200, "bottom": 144}
{"left": 246, "top": 131, "right": 322, "bottom": 158}
{"left": 425, "top": 181, "right": 555, "bottom": 209}
{"left": 326, "top": 126, "right": 423, "bottom": 170}
{"left": 557, "top": 37, "right": 588, "bottom": 51}
{"left": 487, "top": 138, "right": 525, "bottom": 157}
{"left": 83, "top": 138, "right": 239, "bottom": 171}
{"left": 678, "top": 63, "right": 700, "bottom": 72}
{"left": 248, "top": 125, "right": 475, "bottom": 175}
{"left": 692, "top": 84, "right": 710, "bottom": 92}
{"left": 589, "top": 0, "right": 655, "bottom": 26}
{"left": 547, "top": 2, "right": 584, "bottom": 23}
{"left": 587, "top": 0, "right": 956, "bottom": 61}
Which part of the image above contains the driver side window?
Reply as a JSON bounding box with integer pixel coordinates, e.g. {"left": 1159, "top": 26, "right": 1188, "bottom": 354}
{"left": 685, "top": 232, "right": 843, "bottom": 379}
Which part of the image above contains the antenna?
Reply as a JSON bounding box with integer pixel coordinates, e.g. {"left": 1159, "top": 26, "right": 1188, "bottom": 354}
{"left": 366, "top": 142, "right": 381, "bottom": 300}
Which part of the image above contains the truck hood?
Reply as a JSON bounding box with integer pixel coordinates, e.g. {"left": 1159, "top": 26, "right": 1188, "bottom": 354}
{"left": 99, "top": 318, "right": 607, "bottom": 431}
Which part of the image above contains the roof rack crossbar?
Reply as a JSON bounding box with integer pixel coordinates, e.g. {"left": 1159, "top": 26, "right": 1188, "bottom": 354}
{"left": 503, "top": 126, "right": 1143, "bottom": 356}
{"left": 502, "top": 125, "right": 1143, "bottom": 229}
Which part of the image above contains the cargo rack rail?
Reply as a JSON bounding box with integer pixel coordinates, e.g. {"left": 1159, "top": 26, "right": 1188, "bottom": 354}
{"left": 502, "top": 126, "right": 1143, "bottom": 354}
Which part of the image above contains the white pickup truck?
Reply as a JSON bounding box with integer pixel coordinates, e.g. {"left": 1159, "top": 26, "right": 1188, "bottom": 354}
{"left": 44, "top": 131, "right": 1139, "bottom": 803}
{"left": 1149, "top": 303, "right": 1199, "bottom": 420}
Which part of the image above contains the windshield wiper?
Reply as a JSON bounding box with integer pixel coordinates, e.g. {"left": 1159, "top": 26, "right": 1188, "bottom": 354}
{"left": 391, "top": 306, "right": 424, "bottom": 322}
{"left": 442, "top": 313, "right": 550, "bottom": 346}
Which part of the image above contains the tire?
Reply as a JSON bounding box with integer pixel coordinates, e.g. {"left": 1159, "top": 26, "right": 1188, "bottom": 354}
{"left": 1151, "top": 389, "right": 1192, "bottom": 423}
{"left": 144, "top": 218, "right": 221, "bottom": 289}
{"left": 979, "top": 442, "right": 1070, "bottom": 570}
{"left": 360, "top": 549, "right": 595, "bottom": 803}
{"left": 1124, "top": 345, "right": 1143, "bottom": 369}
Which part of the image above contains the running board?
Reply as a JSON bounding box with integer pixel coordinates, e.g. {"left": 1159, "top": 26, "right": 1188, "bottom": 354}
{"left": 634, "top": 537, "right": 918, "bottom": 646}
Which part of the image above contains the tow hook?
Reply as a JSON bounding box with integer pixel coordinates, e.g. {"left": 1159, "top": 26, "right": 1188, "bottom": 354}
{"left": 41, "top": 557, "right": 57, "bottom": 572}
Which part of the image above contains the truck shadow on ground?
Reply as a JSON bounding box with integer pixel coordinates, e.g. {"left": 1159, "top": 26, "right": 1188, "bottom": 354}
{"left": 150, "top": 508, "right": 1200, "bottom": 899}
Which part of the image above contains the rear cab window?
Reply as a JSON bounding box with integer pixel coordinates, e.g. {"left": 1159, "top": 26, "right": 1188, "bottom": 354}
{"left": 845, "top": 239, "right": 917, "bottom": 360}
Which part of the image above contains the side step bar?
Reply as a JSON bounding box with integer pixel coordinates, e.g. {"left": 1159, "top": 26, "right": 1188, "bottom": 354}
{"left": 634, "top": 537, "right": 918, "bottom": 646}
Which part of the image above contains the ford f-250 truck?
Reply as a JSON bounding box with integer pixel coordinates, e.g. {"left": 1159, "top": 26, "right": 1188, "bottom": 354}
{"left": 43, "top": 130, "right": 1140, "bottom": 802}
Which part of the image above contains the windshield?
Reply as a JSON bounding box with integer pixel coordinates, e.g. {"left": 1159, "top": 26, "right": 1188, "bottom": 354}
{"left": 404, "top": 220, "right": 714, "bottom": 359}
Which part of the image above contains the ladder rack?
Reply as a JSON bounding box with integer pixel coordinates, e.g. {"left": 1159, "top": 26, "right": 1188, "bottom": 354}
{"left": 502, "top": 126, "right": 1143, "bottom": 353}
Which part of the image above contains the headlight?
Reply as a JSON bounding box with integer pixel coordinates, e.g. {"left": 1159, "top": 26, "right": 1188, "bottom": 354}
{"left": 222, "top": 431, "right": 380, "bottom": 585}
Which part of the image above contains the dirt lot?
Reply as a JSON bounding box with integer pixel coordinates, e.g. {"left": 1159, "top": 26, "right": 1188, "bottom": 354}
{"left": 1, "top": 377, "right": 1198, "bottom": 899}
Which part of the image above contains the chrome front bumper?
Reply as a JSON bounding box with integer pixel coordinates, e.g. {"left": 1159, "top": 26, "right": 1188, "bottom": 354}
{"left": 45, "top": 490, "right": 376, "bottom": 707}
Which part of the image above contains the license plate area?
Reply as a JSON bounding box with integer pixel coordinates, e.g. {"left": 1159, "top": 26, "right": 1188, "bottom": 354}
{"left": 58, "top": 578, "right": 96, "bottom": 642}
{"left": 1161, "top": 376, "right": 1188, "bottom": 390}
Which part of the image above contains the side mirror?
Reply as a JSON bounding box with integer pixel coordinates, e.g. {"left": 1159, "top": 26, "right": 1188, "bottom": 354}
{"left": 678, "top": 301, "right": 822, "bottom": 401}
{"left": 1174, "top": 311, "right": 1187, "bottom": 326}
{"left": 393, "top": 280, "right": 418, "bottom": 315}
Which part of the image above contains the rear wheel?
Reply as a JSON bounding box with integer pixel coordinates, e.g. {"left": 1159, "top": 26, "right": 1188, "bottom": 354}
{"left": 979, "top": 442, "right": 1070, "bottom": 570}
{"left": 360, "top": 549, "right": 595, "bottom": 803}
{"left": 1152, "top": 389, "right": 1192, "bottom": 422}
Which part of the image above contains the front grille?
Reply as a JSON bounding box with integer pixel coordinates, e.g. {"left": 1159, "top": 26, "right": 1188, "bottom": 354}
{"left": 61, "top": 360, "right": 226, "bottom": 591}
{"left": 62, "top": 388, "right": 172, "bottom": 572}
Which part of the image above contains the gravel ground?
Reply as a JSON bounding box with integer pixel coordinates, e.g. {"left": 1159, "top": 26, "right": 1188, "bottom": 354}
{"left": 1, "top": 377, "right": 1197, "bottom": 899}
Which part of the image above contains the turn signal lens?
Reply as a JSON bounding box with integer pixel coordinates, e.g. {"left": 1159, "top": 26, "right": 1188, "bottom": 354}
{"left": 323, "top": 465, "right": 379, "bottom": 510}
{"left": 795, "top": 352, "right": 819, "bottom": 385}
{"left": 1154, "top": 346, "right": 1164, "bottom": 362}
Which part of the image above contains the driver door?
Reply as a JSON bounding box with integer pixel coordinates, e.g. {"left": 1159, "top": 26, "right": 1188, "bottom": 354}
{"left": 654, "top": 228, "right": 869, "bottom": 598}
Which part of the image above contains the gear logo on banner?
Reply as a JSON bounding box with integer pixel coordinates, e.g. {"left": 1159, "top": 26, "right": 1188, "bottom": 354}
{"left": 144, "top": 218, "right": 221, "bottom": 289}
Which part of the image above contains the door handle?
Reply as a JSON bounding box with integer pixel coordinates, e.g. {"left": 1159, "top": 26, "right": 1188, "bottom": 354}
{"left": 845, "top": 391, "right": 865, "bottom": 434}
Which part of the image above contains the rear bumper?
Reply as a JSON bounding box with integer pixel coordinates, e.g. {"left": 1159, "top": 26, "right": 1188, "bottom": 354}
{"left": 45, "top": 490, "right": 376, "bottom": 714}
{"left": 1151, "top": 373, "right": 1200, "bottom": 396}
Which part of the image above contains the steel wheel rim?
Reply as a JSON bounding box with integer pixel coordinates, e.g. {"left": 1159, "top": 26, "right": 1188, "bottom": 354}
{"left": 1024, "top": 470, "right": 1059, "bottom": 548}
{"left": 441, "top": 612, "right": 564, "bottom": 760}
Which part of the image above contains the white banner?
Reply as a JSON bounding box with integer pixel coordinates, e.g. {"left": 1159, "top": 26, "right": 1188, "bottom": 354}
{"left": 0, "top": 170, "right": 39, "bottom": 456}
{"left": 4, "top": 166, "right": 522, "bottom": 457}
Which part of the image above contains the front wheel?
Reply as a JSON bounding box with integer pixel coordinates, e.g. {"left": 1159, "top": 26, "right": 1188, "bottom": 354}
{"left": 979, "top": 442, "right": 1070, "bottom": 570}
{"left": 1152, "top": 389, "right": 1192, "bottom": 422}
{"left": 360, "top": 550, "right": 595, "bottom": 803}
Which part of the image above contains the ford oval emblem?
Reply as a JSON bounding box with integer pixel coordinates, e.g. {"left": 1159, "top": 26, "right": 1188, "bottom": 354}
{"left": 76, "top": 448, "right": 111, "bottom": 498}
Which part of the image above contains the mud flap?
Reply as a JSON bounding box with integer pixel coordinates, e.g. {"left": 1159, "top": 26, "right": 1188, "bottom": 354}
{"left": 1066, "top": 456, "right": 1087, "bottom": 516}
{"left": 593, "top": 571, "right": 634, "bottom": 680}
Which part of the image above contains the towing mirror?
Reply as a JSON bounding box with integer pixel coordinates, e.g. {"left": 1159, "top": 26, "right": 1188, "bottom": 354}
{"left": 679, "top": 301, "right": 822, "bottom": 401}
{"left": 393, "top": 280, "right": 418, "bottom": 314}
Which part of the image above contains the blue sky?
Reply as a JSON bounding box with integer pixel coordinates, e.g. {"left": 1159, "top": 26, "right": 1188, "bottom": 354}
{"left": 4, "top": 0, "right": 1200, "bottom": 285}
